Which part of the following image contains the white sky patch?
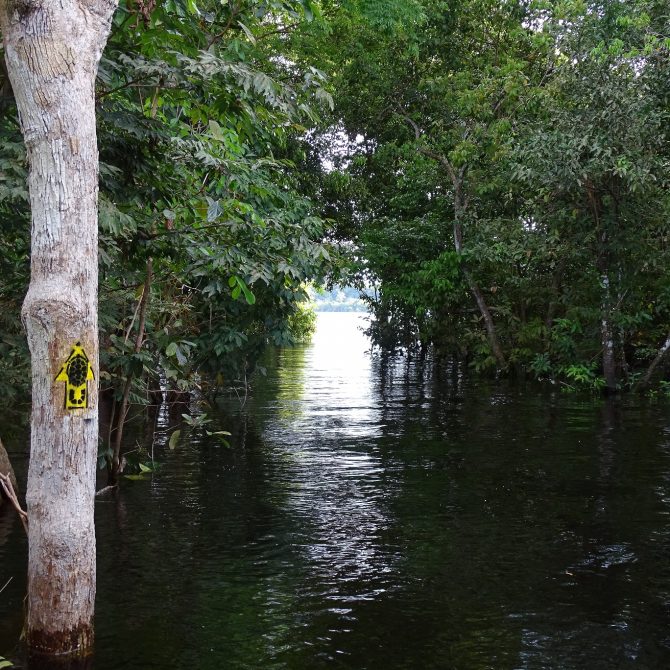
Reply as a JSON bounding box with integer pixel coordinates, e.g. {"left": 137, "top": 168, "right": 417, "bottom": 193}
{"left": 312, "top": 125, "right": 366, "bottom": 173}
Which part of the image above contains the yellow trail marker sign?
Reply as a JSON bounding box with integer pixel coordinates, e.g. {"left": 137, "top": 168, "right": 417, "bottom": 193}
{"left": 55, "top": 342, "right": 95, "bottom": 410}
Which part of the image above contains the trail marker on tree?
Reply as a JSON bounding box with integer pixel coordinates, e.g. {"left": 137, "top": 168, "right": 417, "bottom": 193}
{"left": 55, "top": 342, "right": 95, "bottom": 409}
{"left": 0, "top": 0, "right": 118, "bottom": 657}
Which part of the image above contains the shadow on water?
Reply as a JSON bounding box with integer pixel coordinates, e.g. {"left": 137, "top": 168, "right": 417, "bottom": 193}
{"left": 2, "top": 312, "right": 670, "bottom": 668}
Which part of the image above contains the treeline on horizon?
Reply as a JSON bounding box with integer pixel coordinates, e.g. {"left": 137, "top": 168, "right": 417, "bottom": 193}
{"left": 1, "top": 0, "right": 670, "bottom": 411}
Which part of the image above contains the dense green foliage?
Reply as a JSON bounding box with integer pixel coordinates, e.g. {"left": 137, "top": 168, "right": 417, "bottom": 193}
{"left": 1, "top": 0, "right": 334, "bottom": 416}
{"left": 2, "top": 0, "right": 670, "bottom": 422}
{"left": 298, "top": 0, "right": 670, "bottom": 391}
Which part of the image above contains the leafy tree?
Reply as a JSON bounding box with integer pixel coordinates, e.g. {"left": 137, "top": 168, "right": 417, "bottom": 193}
{"left": 0, "top": 0, "right": 336, "bottom": 654}
{"left": 514, "top": 0, "right": 670, "bottom": 390}
{"left": 303, "top": 0, "right": 544, "bottom": 365}
{"left": 94, "top": 0, "right": 335, "bottom": 481}
{"left": 300, "top": 0, "right": 670, "bottom": 389}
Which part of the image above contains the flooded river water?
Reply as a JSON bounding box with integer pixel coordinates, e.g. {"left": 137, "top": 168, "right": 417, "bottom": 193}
{"left": 2, "top": 312, "right": 670, "bottom": 668}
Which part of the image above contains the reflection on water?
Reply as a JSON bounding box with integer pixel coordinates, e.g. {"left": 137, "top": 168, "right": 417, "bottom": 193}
{"left": 272, "top": 312, "right": 377, "bottom": 433}
{"left": 2, "top": 312, "right": 670, "bottom": 668}
{"left": 261, "top": 314, "right": 395, "bottom": 642}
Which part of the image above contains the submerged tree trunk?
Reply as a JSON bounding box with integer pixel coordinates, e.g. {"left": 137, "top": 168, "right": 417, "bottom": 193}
{"left": 453, "top": 182, "right": 506, "bottom": 369}
{"left": 599, "top": 270, "right": 617, "bottom": 393}
{"left": 109, "top": 258, "right": 153, "bottom": 486}
{"left": 404, "top": 117, "right": 506, "bottom": 369}
{"left": 0, "top": 0, "right": 116, "bottom": 657}
{"left": 589, "top": 184, "right": 617, "bottom": 394}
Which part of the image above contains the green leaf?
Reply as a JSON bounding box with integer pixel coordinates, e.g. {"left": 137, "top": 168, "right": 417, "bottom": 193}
{"left": 168, "top": 429, "right": 181, "bottom": 450}
{"left": 300, "top": 0, "right": 315, "bottom": 21}
{"left": 237, "top": 20, "right": 256, "bottom": 44}
{"left": 138, "top": 463, "right": 153, "bottom": 473}
{"left": 185, "top": 0, "right": 199, "bottom": 14}
{"left": 240, "top": 283, "right": 256, "bottom": 305}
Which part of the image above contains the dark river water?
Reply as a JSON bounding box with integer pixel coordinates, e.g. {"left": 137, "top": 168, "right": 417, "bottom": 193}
{"left": 3, "top": 312, "right": 670, "bottom": 669}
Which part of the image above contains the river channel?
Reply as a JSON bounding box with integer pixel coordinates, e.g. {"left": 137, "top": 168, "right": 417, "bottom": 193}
{"left": 2, "top": 311, "right": 670, "bottom": 668}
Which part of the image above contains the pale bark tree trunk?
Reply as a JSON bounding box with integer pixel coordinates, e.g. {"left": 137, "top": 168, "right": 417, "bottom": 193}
{"left": 453, "top": 179, "right": 507, "bottom": 369}
{"left": 402, "top": 114, "right": 506, "bottom": 369}
{"left": 637, "top": 333, "right": 670, "bottom": 391}
{"left": 0, "top": 436, "right": 19, "bottom": 501}
{"left": 637, "top": 331, "right": 670, "bottom": 392}
{"left": 595, "top": 217, "right": 617, "bottom": 393}
{"left": 588, "top": 187, "right": 617, "bottom": 394}
{"left": 599, "top": 270, "right": 617, "bottom": 393}
{"left": 0, "top": 0, "right": 117, "bottom": 657}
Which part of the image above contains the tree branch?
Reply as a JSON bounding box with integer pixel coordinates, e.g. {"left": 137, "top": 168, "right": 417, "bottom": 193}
{"left": 0, "top": 473, "right": 27, "bottom": 534}
{"left": 110, "top": 258, "right": 153, "bottom": 484}
{"left": 207, "top": 3, "right": 242, "bottom": 48}
{"left": 396, "top": 109, "right": 458, "bottom": 184}
{"left": 637, "top": 331, "right": 670, "bottom": 392}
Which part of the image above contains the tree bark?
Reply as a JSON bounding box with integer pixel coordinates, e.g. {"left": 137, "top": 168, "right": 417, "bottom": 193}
{"left": 637, "top": 331, "right": 670, "bottom": 392}
{"left": 401, "top": 115, "right": 506, "bottom": 368}
{"left": 453, "top": 181, "right": 506, "bottom": 368}
{"left": 0, "top": 0, "right": 117, "bottom": 657}
{"left": 599, "top": 270, "right": 617, "bottom": 392}
{"left": 587, "top": 184, "right": 617, "bottom": 393}
{"left": 463, "top": 266, "right": 507, "bottom": 367}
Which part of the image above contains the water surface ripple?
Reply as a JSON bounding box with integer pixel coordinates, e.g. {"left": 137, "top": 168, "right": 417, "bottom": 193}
{"left": 2, "top": 312, "right": 670, "bottom": 668}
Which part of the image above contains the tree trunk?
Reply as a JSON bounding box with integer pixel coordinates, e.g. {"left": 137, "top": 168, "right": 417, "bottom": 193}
{"left": 590, "top": 187, "right": 617, "bottom": 394}
{"left": 0, "top": 0, "right": 117, "bottom": 657}
{"left": 453, "top": 182, "right": 506, "bottom": 368}
{"left": 599, "top": 270, "right": 617, "bottom": 393}
{"left": 544, "top": 257, "right": 566, "bottom": 336}
{"left": 637, "top": 331, "right": 670, "bottom": 392}
{"left": 108, "top": 258, "right": 153, "bottom": 486}
{"left": 410, "top": 127, "right": 506, "bottom": 369}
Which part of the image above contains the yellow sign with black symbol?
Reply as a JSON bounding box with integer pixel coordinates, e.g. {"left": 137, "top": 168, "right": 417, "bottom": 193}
{"left": 55, "top": 342, "right": 95, "bottom": 409}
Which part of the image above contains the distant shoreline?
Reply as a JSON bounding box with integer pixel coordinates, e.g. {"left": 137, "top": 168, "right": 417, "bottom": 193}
{"left": 314, "top": 307, "right": 368, "bottom": 313}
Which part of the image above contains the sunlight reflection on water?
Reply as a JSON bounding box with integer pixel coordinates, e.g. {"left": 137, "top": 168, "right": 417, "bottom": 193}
{"left": 267, "top": 313, "right": 396, "bottom": 599}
